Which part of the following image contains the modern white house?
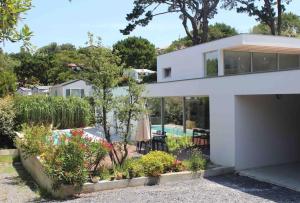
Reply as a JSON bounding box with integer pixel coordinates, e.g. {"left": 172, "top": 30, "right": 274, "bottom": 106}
{"left": 49, "top": 80, "right": 93, "bottom": 97}
{"left": 144, "top": 34, "right": 300, "bottom": 190}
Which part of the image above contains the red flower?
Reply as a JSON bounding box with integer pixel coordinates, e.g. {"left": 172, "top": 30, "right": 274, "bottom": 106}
{"left": 71, "top": 129, "right": 84, "bottom": 137}
{"left": 101, "top": 140, "right": 113, "bottom": 151}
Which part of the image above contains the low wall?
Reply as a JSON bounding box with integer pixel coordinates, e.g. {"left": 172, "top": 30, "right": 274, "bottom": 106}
{"left": 19, "top": 150, "right": 234, "bottom": 199}
{"left": 0, "top": 149, "right": 19, "bottom": 157}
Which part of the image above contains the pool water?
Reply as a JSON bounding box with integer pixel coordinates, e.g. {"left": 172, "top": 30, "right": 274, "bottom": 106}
{"left": 151, "top": 125, "right": 193, "bottom": 136}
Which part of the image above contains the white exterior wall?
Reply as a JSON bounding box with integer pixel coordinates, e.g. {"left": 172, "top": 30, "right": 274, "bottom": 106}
{"left": 145, "top": 69, "right": 300, "bottom": 167}
{"left": 157, "top": 34, "right": 300, "bottom": 82}
{"left": 50, "top": 80, "right": 93, "bottom": 97}
{"left": 235, "top": 95, "right": 300, "bottom": 170}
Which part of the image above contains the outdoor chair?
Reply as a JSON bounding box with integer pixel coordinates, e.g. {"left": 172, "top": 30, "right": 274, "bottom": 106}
{"left": 192, "top": 128, "right": 210, "bottom": 149}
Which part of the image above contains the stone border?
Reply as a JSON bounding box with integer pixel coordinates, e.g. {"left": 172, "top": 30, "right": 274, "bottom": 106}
{"left": 16, "top": 132, "right": 234, "bottom": 199}
{"left": 0, "top": 149, "right": 19, "bottom": 157}
{"left": 19, "top": 149, "right": 234, "bottom": 199}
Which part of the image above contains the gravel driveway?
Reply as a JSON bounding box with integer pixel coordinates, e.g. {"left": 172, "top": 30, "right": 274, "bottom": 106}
{"left": 56, "top": 175, "right": 300, "bottom": 203}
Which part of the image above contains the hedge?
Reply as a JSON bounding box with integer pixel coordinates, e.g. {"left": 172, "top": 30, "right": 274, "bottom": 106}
{"left": 14, "top": 95, "right": 92, "bottom": 129}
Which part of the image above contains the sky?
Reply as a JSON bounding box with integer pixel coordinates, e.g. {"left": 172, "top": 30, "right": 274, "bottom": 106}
{"left": 3, "top": 0, "right": 300, "bottom": 53}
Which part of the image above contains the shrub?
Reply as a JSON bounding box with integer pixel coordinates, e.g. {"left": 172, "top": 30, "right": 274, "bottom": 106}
{"left": 14, "top": 95, "right": 91, "bottom": 129}
{"left": 42, "top": 132, "right": 88, "bottom": 190}
{"left": 166, "top": 136, "right": 194, "bottom": 153}
{"left": 0, "top": 96, "right": 16, "bottom": 148}
{"left": 18, "top": 124, "right": 51, "bottom": 158}
{"left": 126, "top": 159, "right": 144, "bottom": 178}
{"left": 172, "top": 160, "right": 187, "bottom": 172}
{"left": 187, "top": 151, "right": 207, "bottom": 172}
{"left": 140, "top": 151, "right": 175, "bottom": 176}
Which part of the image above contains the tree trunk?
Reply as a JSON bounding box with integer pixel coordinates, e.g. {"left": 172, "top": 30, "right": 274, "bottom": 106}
{"left": 277, "top": 0, "right": 282, "bottom": 35}
{"left": 201, "top": 0, "right": 209, "bottom": 43}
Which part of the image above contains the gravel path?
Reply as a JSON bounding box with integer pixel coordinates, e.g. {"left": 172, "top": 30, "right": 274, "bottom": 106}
{"left": 0, "top": 162, "right": 41, "bottom": 203}
{"left": 56, "top": 175, "right": 300, "bottom": 203}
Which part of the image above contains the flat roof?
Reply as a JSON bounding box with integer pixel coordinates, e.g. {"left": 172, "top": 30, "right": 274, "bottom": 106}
{"left": 159, "top": 34, "right": 300, "bottom": 57}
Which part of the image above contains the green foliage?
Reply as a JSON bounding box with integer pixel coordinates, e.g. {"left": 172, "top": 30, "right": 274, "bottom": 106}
{"left": 140, "top": 151, "right": 175, "bottom": 176}
{"left": 122, "top": 0, "right": 220, "bottom": 45}
{"left": 0, "top": 70, "right": 17, "bottom": 97}
{"left": 42, "top": 132, "right": 88, "bottom": 190}
{"left": 14, "top": 95, "right": 91, "bottom": 129}
{"left": 0, "top": 0, "right": 33, "bottom": 46}
{"left": 163, "top": 23, "right": 238, "bottom": 53}
{"left": 18, "top": 124, "right": 51, "bottom": 158}
{"left": 126, "top": 158, "right": 144, "bottom": 178}
{"left": 251, "top": 12, "right": 300, "bottom": 37}
{"left": 187, "top": 151, "right": 207, "bottom": 172}
{"left": 223, "top": 0, "right": 293, "bottom": 35}
{"left": 113, "top": 36, "right": 157, "bottom": 70}
{"left": 166, "top": 136, "right": 194, "bottom": 153}
{"left": 0, "top": 96, "right": 16, "bottom": 148}
{"left": 19, "top": 126, "right": 109, "bottom": 189}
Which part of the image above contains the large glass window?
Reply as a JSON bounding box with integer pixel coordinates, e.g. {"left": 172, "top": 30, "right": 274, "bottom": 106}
{"left": 147, "top": 98, "right": 163, "bottom": 134}
{"left": 252, "top": 52, "right": 277, "bottom": 72}
{"left": 224, "top": 51, "right": 251, "bottom": 75}
{"left": 185, "top": 97, "right": 209, "bottom": 131}
{"left": 205, "top": 51, "right": 218, "bottom": 77}
{"left": 164, "top": 97, "right": 184, "bottom": 136}
{"left": 279, "top": 54, "right": 300, "bottom": 70}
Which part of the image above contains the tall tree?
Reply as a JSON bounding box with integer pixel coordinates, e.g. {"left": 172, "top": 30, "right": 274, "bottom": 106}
{"left": 113, "top": 37, "right": 156, "bottom": 70}
{"left": 0, "top": 0, "right": 32, "bottom": 47}
{"left": 223, "top": 0, "right": 293, "bottom": 35}
{"left": 121, "top": 0, "right": 220, "bottom": 45}
{"left": 251, "top": 12, "right": 300, "bottom": 37}
{"left": 162, "top": 23, "right": 238, "bottom": 53}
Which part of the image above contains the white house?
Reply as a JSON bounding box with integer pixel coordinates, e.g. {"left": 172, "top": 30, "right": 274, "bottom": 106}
{"left": 32, "top": 86, "right": 52, "bottom": 95}
{"left": 17, "top": 87, "right": 32, "bottom": 96}
{"left": 123, "top": 68, "right": 156, "bottom": 83}
{"left": 49, "top": 80, "right": 93, "bottom": 97}
{"left": 144, "top": 34, "right": 300, "bottom": 190}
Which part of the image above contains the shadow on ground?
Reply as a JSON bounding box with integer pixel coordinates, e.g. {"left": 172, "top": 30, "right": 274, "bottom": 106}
{"left": 206, "top": 174, "right": 300, "bottom": 203}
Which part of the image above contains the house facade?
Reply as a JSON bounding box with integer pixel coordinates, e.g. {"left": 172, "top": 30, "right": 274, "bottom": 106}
{"left": 145, "top": 34, "right": 300, "bottom": 171}
{"left": 49, "top": 80, "right": 93, "bottom": 97}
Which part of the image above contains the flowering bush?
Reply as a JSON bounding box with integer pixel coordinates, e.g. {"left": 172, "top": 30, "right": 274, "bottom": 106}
{"left": 19, "top": 125, "right": 110, "bottom": 190}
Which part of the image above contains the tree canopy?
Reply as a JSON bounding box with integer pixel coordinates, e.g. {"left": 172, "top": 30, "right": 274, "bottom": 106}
{"left": 162, "top": 23, "right": 238, "bottom": 53}
{"left": 113, "top": 37, "right": 156, "bottom": 70}
{"left": 251, "top": 12, "right": 300, "bottom": 37}
{"left": 0, "top": 0, "right": 33, "bottom": 47}
{"left": 121, "top": 0, "right": 220, "bottom": 45}
{"left": 223, "top": 0, "right": 293, "bottom": 35}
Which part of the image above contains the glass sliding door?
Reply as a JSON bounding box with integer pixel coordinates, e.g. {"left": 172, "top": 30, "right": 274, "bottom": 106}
{"left": 185, "top": 97, "right": 209, "bottom": 131}
{"left": 164, "top": 97, "right": 184, "bottom": 136}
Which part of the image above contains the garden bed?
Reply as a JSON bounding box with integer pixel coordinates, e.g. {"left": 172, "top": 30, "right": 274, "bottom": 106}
{"left": 19, "top": 148, "right": 233, "bottom": 199}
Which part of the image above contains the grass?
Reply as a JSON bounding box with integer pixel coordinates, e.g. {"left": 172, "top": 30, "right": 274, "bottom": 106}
{"left": 0, "top": 155, "right": 20, "bottom": 164}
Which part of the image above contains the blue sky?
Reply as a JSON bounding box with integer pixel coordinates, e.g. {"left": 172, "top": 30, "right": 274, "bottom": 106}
{"left": 3, "top": 0, "right": 300, "bottom": 53}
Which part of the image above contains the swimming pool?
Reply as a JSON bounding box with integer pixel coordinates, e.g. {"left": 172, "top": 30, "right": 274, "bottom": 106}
{"left": 151, "top": 125, "right": 193, "bottom": 136}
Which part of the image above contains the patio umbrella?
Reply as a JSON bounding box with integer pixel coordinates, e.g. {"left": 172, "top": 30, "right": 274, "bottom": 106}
{"left": 134, "top": 114, "right": 151, "bottom": 142}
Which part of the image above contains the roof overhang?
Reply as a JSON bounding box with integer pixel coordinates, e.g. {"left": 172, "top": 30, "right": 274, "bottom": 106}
{"left": 225, "top": 45, "right": 300, "bottom": 54}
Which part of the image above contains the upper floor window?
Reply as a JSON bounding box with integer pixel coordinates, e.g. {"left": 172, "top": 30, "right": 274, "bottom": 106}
{"left": 252, "top": 52, "right": 277, "bottom": 72}
{"left": 205, "top": 51, "right": 218, "bottom": 77}
{"left": 279, "top": 54, "right": 300, "bottom": 70}
{"left": 163, "top": 67, "right": 172, "bottom": 78}
{"left": 224, "top": 51, "right": 251, "bottom": 75}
